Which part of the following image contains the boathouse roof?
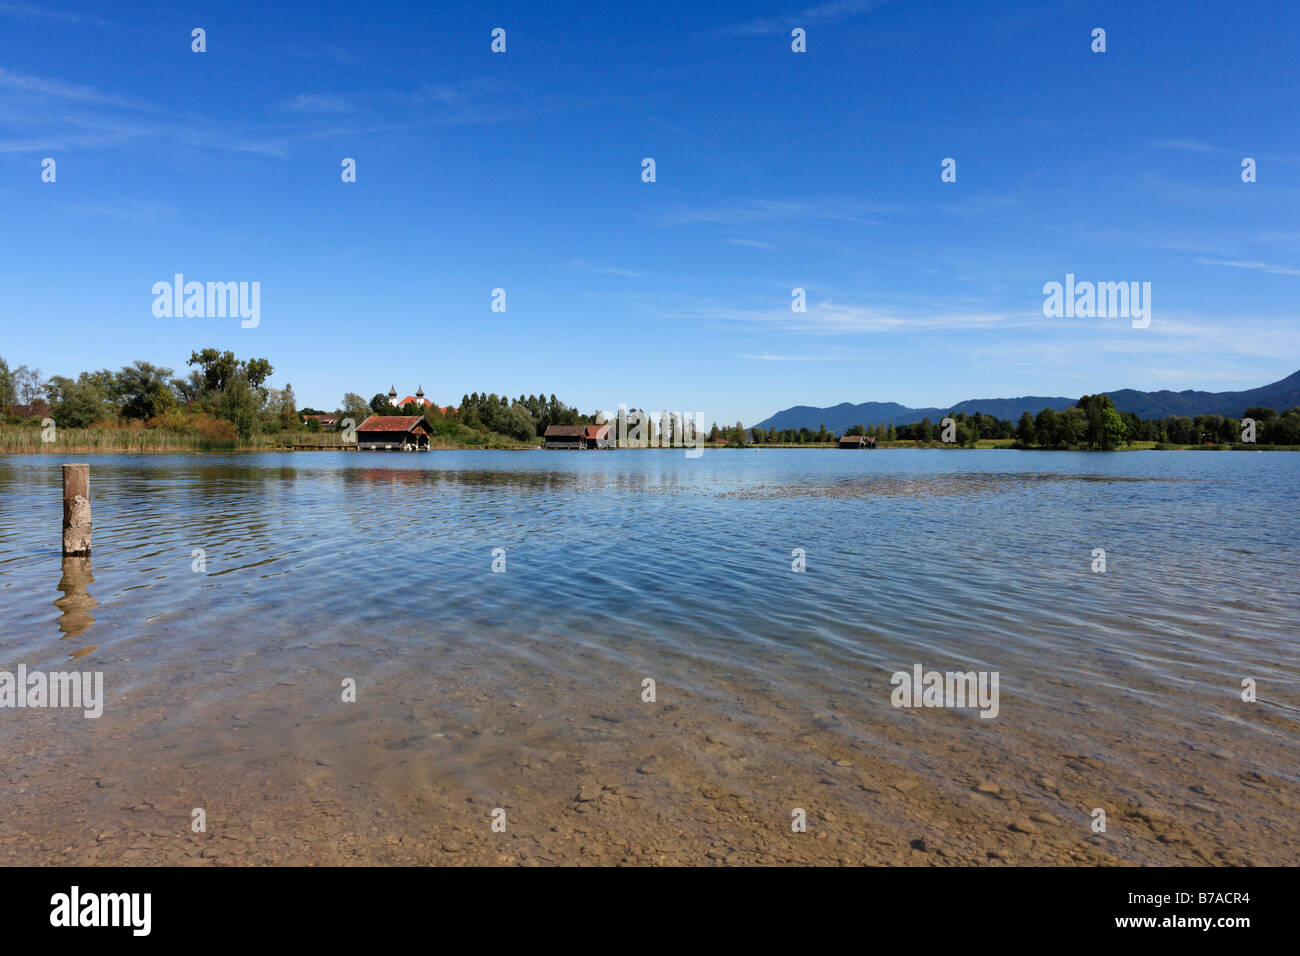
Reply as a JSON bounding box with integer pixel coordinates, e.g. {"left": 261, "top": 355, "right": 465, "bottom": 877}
{"left": 544, "top": 425, "right": 587, "bottom": 437}
{"left": 357, "top": 415, "right": 432, "bottom": 434}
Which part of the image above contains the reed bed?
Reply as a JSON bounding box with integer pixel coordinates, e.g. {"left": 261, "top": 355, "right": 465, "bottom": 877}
{"left": 0, "top": 426, "right": 339, "bottom": 453}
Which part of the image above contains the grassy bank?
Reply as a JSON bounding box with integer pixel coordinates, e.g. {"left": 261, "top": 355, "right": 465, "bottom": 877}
{"left": 0, "top": 426, "right": 243, "bottom": 453}
{"left": 0, "top": 425, "right": 540, "bottom": 453}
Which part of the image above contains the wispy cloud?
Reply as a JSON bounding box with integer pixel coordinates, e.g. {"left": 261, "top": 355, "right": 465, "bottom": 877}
{"left": 284, "top": 45, "right": 358, "bottom": 65}
{"left": 0, "top": 68, "right": 502, "bottom": 157}
{"left": 675, "top": 299, "right": 1024, "bottom": 335}
{"left": 662, "top": 197, "right": 886, "bottom": 227}
{"left": 943, "top": 191, "right": 1022, "bottom": 216}
{"left": 52, "top": 199, "right": 177, "bottom": 227}
{"left": 720, "top": 0, "right": 889, "bottom": 36}
{"left": 965, "top": 314, "right": 1300, "bottom": 386}
{"left": 0, "top": 2, "right": 108, "bottom": 27}
{"left": 568, "top": 259, "right": 645, "bottom": 278}
{"left": 1151, "top": 138, "right": 1216, "bottom": 153}
{"left": 739, "top": 353, "right": 850, "bottom": 361}
{"left": 279, "top": 94, "right": 351, "bottom": 114}
{"left": 725, "top": 238, "right": 777, "bottom": 250}
{"left": 0, "top": 67, "right": 168, "bottom": 152}
{"left": 405, "top": 85, "right": 459, "bottom": 106}
{"left": 1095, "top": 315, "right": 1300, "bottom": 359}
{"left": 1197, "top": 258, "right": 1300, "bottom": 277}
{"left": 0, "top": 67, "right": 159, "bottom": 113}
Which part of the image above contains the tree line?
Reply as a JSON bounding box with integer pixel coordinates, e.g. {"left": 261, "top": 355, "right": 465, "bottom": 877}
{"left": 1, "top": 350, "right": 289, "bottom": 441}
{"left": 730, "top": 394, "right": 1300, "bottom": 448}
{"left": 1, "top": 352, "right": 595, "bottom": 445}
{"left": 1011, "top": 395, "right": 1300, "bottom": 448}
{"left": 5, "top": 354, "right": 1298, "bottom": 448}
{"left": 345, "top": 391, "right": 595, "bottom": 443}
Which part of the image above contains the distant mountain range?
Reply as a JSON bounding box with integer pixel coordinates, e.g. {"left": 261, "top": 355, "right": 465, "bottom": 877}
{"left": 752, "top": 370, "right": 1300, "bottom": 433}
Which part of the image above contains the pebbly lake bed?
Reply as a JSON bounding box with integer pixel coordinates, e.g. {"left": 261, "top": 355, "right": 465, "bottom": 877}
{"left": 0, "top": 449, "right": 1296, "bottom": 865}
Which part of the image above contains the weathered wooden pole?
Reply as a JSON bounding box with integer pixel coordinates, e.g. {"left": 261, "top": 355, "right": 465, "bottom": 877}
{"left": 62, "top": 463, "right": 91, "bottom": 556}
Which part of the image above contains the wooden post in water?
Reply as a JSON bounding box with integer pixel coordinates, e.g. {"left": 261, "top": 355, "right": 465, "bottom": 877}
{"left": 62, "top": 463, "right": 91, "bottom": 557}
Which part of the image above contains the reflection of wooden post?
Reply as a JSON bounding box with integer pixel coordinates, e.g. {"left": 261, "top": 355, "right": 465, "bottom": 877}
{"left": 55, "top": 556, "right": 98, "bottom": 638}
{"left": 62, "top": 463, "right": 91, "bottom": 556}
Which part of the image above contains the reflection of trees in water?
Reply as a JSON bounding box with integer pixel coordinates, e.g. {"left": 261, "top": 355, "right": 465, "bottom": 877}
{"left": 344, "top": 468, "right": 586, "bottom": 490}
{"left": 106, "top": 461, "right": 710, "bottom": 498}
{"left": 717, "top": 473, "right": 1185, "bottom": 500}
{"left": 54, "top": 555, "right": 98, "bottom": 639}
{"left": 339, "top": 468, "right": 696, "bottom": 494}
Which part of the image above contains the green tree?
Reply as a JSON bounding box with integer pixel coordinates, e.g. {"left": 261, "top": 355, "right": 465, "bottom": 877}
{"left": 278, "top": 382, "right": 298, "bottom": 429}
{"left": 46, "top": 374, "right": 109, "bottom": 428}
{"left": 1167, "top": 416, "right": 1195, "bottom": 444}
{"left": 1078, "top": 394, "right": 1126, "bottom": 449}
{"left": 0, "top": 357, "right": 13, "bottom": 412}
{"left": 185, "top": 350, "right": 274, "bottom": 440}
{"left": 341, "top": 393, "right": 370, "bottom": 421}
{"left": 1119, "top": 411, "right": 1142, "bottom": 441}
{"left": 1015, "top": 411, "right": 1036, "bottom": 446}
{"left": 1262, "top": 409, "right": 1300, "bottom": 444}
{"left": 115, "top": 361, "right": 175, "bottom": 420}
{"left": 499, "top": 401, "right": 538, "bottom": 442}
{"left": 1034, "top": 408, "right": 1060, "bottom": 447}
{"left": 1058, "top": 407, "right": 1086, "bottom": 446}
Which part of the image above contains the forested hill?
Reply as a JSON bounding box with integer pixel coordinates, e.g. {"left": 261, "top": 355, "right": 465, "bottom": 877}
{"left": 752, "top": 370, "right": 1300, "bottom": 432}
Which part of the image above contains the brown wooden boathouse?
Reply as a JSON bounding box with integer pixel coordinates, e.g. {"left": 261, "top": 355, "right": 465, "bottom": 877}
{"left": 544, "top": 424, "right": 614, "bottom": 449}
{"left": 837, "top": 435, "right": 877, "bottom": 449}
{"left": 356, "top": 415, "right": 433, "bottom": 451}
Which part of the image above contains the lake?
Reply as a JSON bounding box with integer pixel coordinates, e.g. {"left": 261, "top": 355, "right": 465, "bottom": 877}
{"left": 1, "top": 449, "right": 1296, "bottom": 865}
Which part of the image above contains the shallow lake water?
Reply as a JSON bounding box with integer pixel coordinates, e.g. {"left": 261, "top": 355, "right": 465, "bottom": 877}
{"left": 1, "top": 449, "right": 1296, "bottom": 865}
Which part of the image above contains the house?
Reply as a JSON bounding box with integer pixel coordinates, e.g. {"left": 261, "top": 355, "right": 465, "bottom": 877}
{"left": 838, "top": 435, "right": 877, "bottom": 449}
{"left": 356, "top": 415, "right": 433, "bottom": 451}
{"left": 544, "top": 423, "right": 613, "bottom": 449}
{"left": 386, "top": 385, "right": 457, "bottom": 415}
{"left": 393, "top": 384, "right": 433, "bottom": 408}
{"left": 301, "top": 414, "right": 338, "bottom": 430}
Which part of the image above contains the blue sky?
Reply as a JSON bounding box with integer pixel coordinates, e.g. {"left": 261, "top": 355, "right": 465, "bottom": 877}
{"left": 1, "top": 0, "right": 1298, "bottom": 425}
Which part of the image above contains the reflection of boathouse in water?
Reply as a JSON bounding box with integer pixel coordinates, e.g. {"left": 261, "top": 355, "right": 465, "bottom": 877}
{"left": 355, "top": 415, "right": 433, "bottom": 451}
